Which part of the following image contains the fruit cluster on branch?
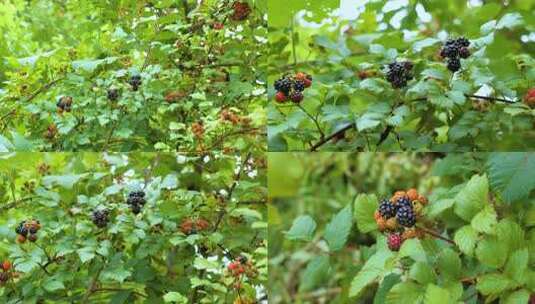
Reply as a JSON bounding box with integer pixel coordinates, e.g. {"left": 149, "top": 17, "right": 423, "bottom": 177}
{"left": 440, "top": 37, "right": 471, "bottom": 72}
{"left": 231, "top": 2, "right": 251, "bottom": 21}
{"left": 385, "top": 61, "right": 414, "bottom": 89}
{"left": 15, "top": 219, "right": 41, "bottom": 243}
{"left": 56, "top": 96, "right": 73, "bottom": 113}
{"left": 227, "top": 256, "right": 258, "bottom": 280}
{"left": 128, "top": 75, "right": 142, "bottom": 91}
{"left": 126, "top": 191, "right": 146, "bottom": 214}
{"left": 91, "top": 209, "right": 110, "bottom": 228}
{"left": 374, "top": 189, "right": 429, "bottom": 251}
{"left": 273, "top": 72, "right": 312, "bottom": 103}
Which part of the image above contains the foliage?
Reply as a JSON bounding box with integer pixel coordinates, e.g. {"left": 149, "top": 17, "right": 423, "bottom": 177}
{"left": 0, "top": 0, "right": 266, "bottom": 152}
{"left": 267, "top": 0, "right": 535, "bottom": 151}
{"left": 268, "top": 152, "right": 535, "bottom": 303}
{"left": 0, "top": 152, "right": 267, "bottom": 303}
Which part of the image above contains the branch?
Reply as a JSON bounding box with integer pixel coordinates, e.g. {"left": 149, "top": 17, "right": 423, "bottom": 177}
{"left": 309, "top": 123, "right": 354, "bottom": 152}
{"left": 417, "top": 225, "right": 455, "bottom": 245}
{"left": 0, "top": 197, "right": 35, "bottom": 212}
{"left": 296, "top": 104, "right": 324, "bottom": 140}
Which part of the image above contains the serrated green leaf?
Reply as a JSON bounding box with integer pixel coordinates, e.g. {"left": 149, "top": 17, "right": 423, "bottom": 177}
{"left": 454, "top": 174, "right": 488, "bottom": 221}
{"left": 354, "top": 194, "right": 378, "bottom": 233}
{"left": 398, "top": 239, "right": 426, "bottom": 263}
{"left": 349, "top": 250, "right": 393, "bottom": 297}
{"left": 373, "top": 274, "right": 401, "bottom": 304}
{"left": 423, "top": 284, "right": 451, "bottom": 304}
{"left": 299, "top": 255, "right": 330, "bottom": 291}
{"left": 504, "top": 248, "right": 528, "bottom": 283}
{"left": 454, "top": 225, "right": 477, "bottom": 256}
{"left": 385, "top": 281, "right": 425, "bottom": 304}
{"left": 475, "top": 236, "right": 508, "bottom": 268}
{"left": 487, "top": 153, "right": 535, "bottom": 203}
{"left": 503, "top": 289, "right": 530, "bottom": 304}
{"left": 163, "top": 292, "right": 188, "bottom": 303}
{"left": 285, "top": 215, "right": 316, "bottom": 241}
{"left": 470, "top": 205, "right": 497, "bottom": 234}
{"left": 476, "top": 273, "right": 512, "bottom": 296}
{"left": 437, "top": 248, "right": 461, "bottom": 280}
{"left": 324, "top": 204, "right": 352, "bottom": 251}
{"left": 409, "top": 262, "right": 436, "bottom": 285}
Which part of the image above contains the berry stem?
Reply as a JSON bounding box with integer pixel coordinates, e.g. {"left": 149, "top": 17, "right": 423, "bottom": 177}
{"left": 290, "top": 17, "right": 298, "bottom": 67}
{"left": 296, "top": 104, "right": 325, "bottom": 140}
{"left": 416, "top": 225, "right": 455, "bottom": 245}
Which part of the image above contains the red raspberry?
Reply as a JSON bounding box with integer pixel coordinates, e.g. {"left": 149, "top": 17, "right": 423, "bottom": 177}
{"left": 275, "top": 91, "right": 287, "bottom": 103}
{"left": 2, "top": 260, "right": 11, "bottom": 271}
{"left": 524, "top": 88, "right": 535, "bottom": 108}
{"left": 213, "top": 22, "right": 224, "bottom": 30}
{"left": 387, "top": 233, "right": 403, "bottom": 251}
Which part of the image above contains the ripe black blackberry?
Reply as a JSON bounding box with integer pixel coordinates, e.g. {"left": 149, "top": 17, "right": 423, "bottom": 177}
{"left": 130, "top": 204, "right": 142, "bottom": 215}
{"left": 293, "top": 80, "right": 305, "bottom": 92}
{"left": 447, "top": 58, "right": 461, "bottom": 72}
{"left": 15, "top": 222, "right": 28, "bottom": 237}
{"left": 378, "top": 199, "right": 396, "bottom": 219}
{"left": 396, "top": 204, "right": 416, "bottom": 227}
{"left": 459, "top": 47, "right": 470, "bottom": 59}
{"left": 385, "top": 61, "right": 413, "bottom": 89}
{"left": 396, "top": 197, "right": 411, "bottom": 209}
{"left": 91, "top": 209, "right": 109, "bottom": 228}
{"left": 107, "top": 89, "right": 119, "bottom": 101}
{"left": 274, "top": 77, "right": 292, "bottom": 95}
{"left": 129, "top": 75, "right": 142, "bottom": 91}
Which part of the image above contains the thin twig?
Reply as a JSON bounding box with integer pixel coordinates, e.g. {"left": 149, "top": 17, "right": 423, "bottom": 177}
{"left": 310, "top": 123, "right": 353, "bottom": 152}
{"left": 296, "top": 104, "right": 324, "bottom": 139}
{"left": 417, "top": 225, "right": 455, "bottom": 245}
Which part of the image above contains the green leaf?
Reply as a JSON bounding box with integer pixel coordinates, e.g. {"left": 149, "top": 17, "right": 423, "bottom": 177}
{"left": 487, "top": 153, "right": 535, "bottom": 203}
{"left": 409, "top": 262, "right": 436, "bottom": 285}
{"left": 163, "top": 292, "right": 188, "bottom": 303}
{"left": 503, "top": 289, "right": 530, "bottom": 304}
{"left": 42, "top": 174, "right": 87, "bottom": 189}
{"left": 285, "top": 215, "right": 316, "bottom": 241}
{"left": 398, "top": 239, "right": 426, "bottom": 263}
{"left": 454, "top": 174, "right": 488, "bottom": 221}
{"left": 475, "top": 236, "right": 508, "bottom": 268}
{"left": 43, "top": 279, "right": 65, "bottom": 292}
{"left": 504, "top": 248, "right": 528, "bottom": 283}
{"left": 323, "top": 204, "right": 352, "bottom": 251}
{"left": 385, "top": 281, "right": 425, "bottom": 304}
{"left": 349, "top": 250, "right": 394, "bottom": 297}
{"left": 470, "top": 205, "right": 497, "bottom": 234}
{"left": 437, "top": 248, "right": 461, "bottom": 280}
{"left": 423, "top": 284, "right": 451, "bottom": 304}
{"left": 454, "top": 225, "right": 478, "bottom": 256}
{"left": 299, "top": 255, "right": 330, "bottom": 291}
{"left": 476, "top": 273, "right": 512, "bottom": 296}
{"left": 496, "top": 13, "right": 523, "bottom": 29}
{"left": 373, "top": 274, "right": 401, "bottom": 304}
{"left": 496, "top": 219, "right": 526, "bottom": 255}
{"left": 353, "top": 194, "right": 378, "bottom": 233}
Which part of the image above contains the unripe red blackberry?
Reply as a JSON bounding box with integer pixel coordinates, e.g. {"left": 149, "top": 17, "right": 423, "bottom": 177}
{"left": 290, "top": 91, "right": 303, "bottom": 103}
{"left": 387, "top": 233, "right": 403, "bottom": 251}
{"left": 275, "top": 91, "right": 287, "bottom": 103}
{"left": 28, "top": 234, "right": 37, "bottom": 242}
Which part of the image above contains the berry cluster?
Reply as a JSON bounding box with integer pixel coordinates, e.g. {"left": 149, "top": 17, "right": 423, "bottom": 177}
{"left": 129, "top": 75, "right": 142, "bottom": 91}
{"left": 91, "top": 209, "right": 110, "bottom": 228}
{"left": 180, "top": 218, "right": 210, "bottom": 235}
{"left": 374, "top": 189, "right": 428, "bottom": 251}
{"left": 126, "top": 191, "right": 146, "bottom": 214}
{"left": 56, "top": 96, "right": 73, "bottom": 113}
{"left": 273, "top": 72, "right": 312, "bottom": 103}
{"left": 15, "top": 219, "right": 41, "bottom": 244}
{"left": 227, "top": 256, "right": 258, "bottom": 278}
{"left": 220, "top": 109, "right": 241, "bottom": 125}
{"left": 385, "top": 61, "right": 414, "bottom": 89}
{"left": 524, "top": 88, "right": 535, "bottom": 108}
{"left": 0, "top": 260, "right": 11, "bottom": 284}
{"left": 231, "top": 2, "right": 251, "bottom": 21}
{"left": 440, "top": 37, "right": 470, "bottom": 72}
{"left": 44, "top": 124, "right": 58, "bottom": 140}
{"left": 107, "top": 88, "right": 120, "bottom": 101}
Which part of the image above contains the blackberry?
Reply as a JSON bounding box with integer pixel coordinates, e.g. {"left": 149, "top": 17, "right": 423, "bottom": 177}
{"left": 396, "top": 197, "right": 411, "bottom": 208}
{"left": 396, "top": 205, "right": 416, "bottom": 227}
{"left": 385, "top": 61, "right": 413, "bottom": 89}
{"left": 91, "top": 209, "right": 109, "bottom": 228}
{"left": 457, "top": 37, "right": 470, "bottom": 47}
{"left": 29, "top": 227, "right": 38, "bottom": 234}
{"left": 129, "top": 75, "right": 142, "bottom": 91}
{"left": 387, "top": 233, "right": 402, "bottom": 251}
{"left": 127, "top": 195, "right": 146, "bottom": 206}
{"left": 289, "top": 91, "right": 303, "bottom": 103}
{"left": 129, "top": 191, "right": 145, "bottom": 198}
{"left": 130, "top": 204, "right": 142, "bottom": 214}
{"left": 378, "top": 199, "right": 396, "bottom": 219}
{"left": 293, "top": 80, "right": 305, "bottom": 92}
{"left": 107, "top": 89, "right": 119, "bottom": 101}
{"left": 28, "top": 234, "right": 37, "bottom": 242}
{"left": 447, "top": 58, "right": 461, "bottom": 72}
{"left": 15, "top": 222, "right": 28, "bottom": 237}
{"left": 274, "top": 77, "right": 292, "bottom": 94}
{"left": 459, "top": 47, "right": 470, "bottom": 59}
